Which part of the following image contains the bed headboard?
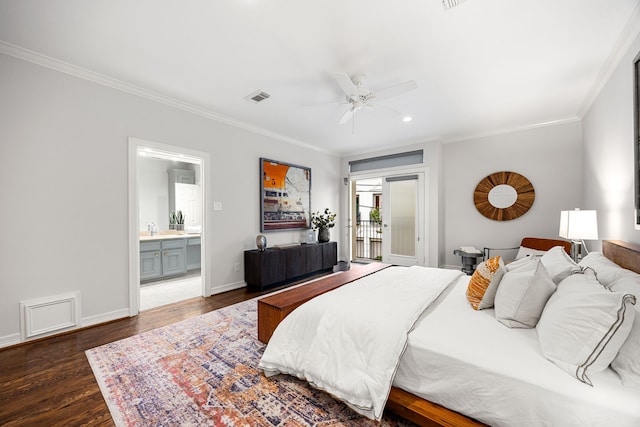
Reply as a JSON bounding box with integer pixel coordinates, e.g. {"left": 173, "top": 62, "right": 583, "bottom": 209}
{"left": 602, "top": 240, "right": 640, "bottom": 274}
{"left": 521, "top": 237, "right": 571, "bottom": 254}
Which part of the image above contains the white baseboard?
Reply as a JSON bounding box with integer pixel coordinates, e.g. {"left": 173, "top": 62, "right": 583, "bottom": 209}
{"left": 209, "top": 281, "right": 246, "bottom": 296}
{"left": 0, "top": 308, "right": 130, "bottom": 350}
{"left": 0, "top": 333, "right": 21, "bottom": 349}
{"left": 82, "top": 308, "right": 130, "bottom": 328}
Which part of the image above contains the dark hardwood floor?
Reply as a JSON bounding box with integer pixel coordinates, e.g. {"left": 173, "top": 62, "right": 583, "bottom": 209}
{"left": 0, "top": 281, "right": 309, "bottom": 426}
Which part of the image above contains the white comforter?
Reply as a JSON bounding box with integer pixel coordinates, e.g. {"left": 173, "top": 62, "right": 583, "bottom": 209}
{"left": 259, "top": 265, "right": 463, "bottom": 420}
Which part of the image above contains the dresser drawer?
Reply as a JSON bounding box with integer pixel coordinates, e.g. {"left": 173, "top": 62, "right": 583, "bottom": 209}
{"left": 162, "top": 239, "right": 186, "bottom": 249}
{"left": 140, "top": 241, "right": 161, "bottom": 252}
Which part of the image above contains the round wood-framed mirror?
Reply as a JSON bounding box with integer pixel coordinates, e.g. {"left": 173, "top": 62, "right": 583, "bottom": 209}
{"left": 473, "top": 171, "right": 535, "bottom": 221}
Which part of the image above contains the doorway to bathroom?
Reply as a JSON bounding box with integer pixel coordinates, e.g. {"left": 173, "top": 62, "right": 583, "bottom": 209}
{"left": 128, "top": 138, "right": 209, "bottom": 315}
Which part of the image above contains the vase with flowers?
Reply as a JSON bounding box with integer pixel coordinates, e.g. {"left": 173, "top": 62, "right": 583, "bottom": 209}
{"left": 311, "top": 208, "right": 336, "bottom": 243}
{"left": 175, "top": 210, "right": 185, "bottom": 233}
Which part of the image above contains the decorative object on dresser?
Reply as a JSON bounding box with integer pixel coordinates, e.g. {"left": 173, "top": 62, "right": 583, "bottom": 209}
{"left": 260, "top": 158, "right": 311, "bottom": 231}
{"left": 304, "top": 228, "right": 316, "bottom": 244}
{"left": 256, "top": 234, "right": 267, "bottom": 251}
{"left": 473, "top": 171, "right": 535, "bottom": 221}
{"left": 558, "top": 208, "right": 598, "bottom": 261}
{"left": 244, "top": 241, "right": 337, "bottom": 290}
{"left": 311, "top": 208, "right": 336, "bottom": 243}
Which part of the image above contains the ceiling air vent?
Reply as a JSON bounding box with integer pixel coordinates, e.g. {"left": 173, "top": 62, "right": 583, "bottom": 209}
{"left": 442, "top": 0, "right": 466, "bottom": 9}
{"left": 245, "top": 90, "right": 271, "bottom": 104}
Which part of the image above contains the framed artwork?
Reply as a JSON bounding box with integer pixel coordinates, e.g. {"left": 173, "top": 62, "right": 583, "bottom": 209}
{"left": 260, "top": 158, "right": 311, "bottom": 231}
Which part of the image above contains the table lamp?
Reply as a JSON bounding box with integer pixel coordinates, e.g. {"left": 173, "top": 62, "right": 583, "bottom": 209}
{"left": 559, "top": 209, "right": 598, "bottom": 262}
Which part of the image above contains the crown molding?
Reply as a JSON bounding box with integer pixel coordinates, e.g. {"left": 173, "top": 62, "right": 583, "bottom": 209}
{"left": 0, "top": 40, "right": 336, "bottom": 156}
{"left": 442, "top": 116, "right": 581, "bottom": 144}
{"left": 339, "top": 116, "right": 581, "bottom": 156}
{"left": 577, "top": 2, "right": 640, "bottom": 117}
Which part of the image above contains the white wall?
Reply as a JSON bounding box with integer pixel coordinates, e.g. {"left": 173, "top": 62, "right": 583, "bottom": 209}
{"left": 442, "top": 121, "right": 582, "bottom": 267}
{"left": 582, "top": 33, "right": 640, "bottom": 250}
{"left": 0, "top": 53, "right": 340, "bottom": 346}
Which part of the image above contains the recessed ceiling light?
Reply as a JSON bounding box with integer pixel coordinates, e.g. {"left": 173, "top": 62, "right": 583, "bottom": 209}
{"left": 402, "top": 116, "right": 413, "bottom": 123}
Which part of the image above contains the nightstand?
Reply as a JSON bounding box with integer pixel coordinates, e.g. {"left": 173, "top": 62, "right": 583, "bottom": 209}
{"left": 453, "top": 249, "right": 484, "bottom": 275}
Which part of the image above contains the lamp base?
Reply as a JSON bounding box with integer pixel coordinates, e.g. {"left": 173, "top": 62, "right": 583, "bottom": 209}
{"left": 570, "top": 240, "right": 584, "bottom": 263}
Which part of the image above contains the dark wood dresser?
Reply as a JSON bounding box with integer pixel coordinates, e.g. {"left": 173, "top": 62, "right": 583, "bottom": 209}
{"left": 244, "top": 241, "right": 337, "bottom": 290}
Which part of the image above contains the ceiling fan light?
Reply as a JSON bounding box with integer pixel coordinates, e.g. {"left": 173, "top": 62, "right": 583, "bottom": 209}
{"left": 402, "top": 116, "right": 413, "bottom": 122}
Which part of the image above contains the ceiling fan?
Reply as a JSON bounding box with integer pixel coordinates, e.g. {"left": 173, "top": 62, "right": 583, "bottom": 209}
{"left": 330, "top": 72, "right": 417, "bottom": 127}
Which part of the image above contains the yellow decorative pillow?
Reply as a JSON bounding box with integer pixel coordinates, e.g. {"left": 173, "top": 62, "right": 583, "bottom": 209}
{"left": 466, "top": 256, "right": 506, "bottom": 310}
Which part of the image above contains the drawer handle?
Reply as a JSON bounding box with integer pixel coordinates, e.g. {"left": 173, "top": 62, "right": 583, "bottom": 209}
{"left": 155, "top": 253, "right": 159, "bottom": 257}
{"left": 163, "top": 252, "right": 168, "bottom": 256}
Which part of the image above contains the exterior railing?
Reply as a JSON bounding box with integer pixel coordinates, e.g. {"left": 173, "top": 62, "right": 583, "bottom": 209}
{"left": 355, "top": 220, "right": 383, "bottom": 260}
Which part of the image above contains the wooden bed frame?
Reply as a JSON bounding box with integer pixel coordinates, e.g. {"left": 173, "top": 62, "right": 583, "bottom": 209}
{"left": 257, "top": 240, "right": 640, "bottom": 427}
{"left": 484, "top": 237, "right": 571, "bottom": 260}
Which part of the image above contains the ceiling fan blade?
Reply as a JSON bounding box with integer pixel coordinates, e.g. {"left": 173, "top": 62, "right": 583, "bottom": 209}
{"left": 301, "top": 100, "right": 346, "bottom": 107}
{"left": 338, "top": 107, "right": 355, "bottom": 125}
{"left": 374, "top": 80, "right": 418, "bottom": 101}
{"left": 370, "top": 103, "right": 404, "bottom": 120}
{"left": 333, "top": 72, "right": 358, "bottom": 96}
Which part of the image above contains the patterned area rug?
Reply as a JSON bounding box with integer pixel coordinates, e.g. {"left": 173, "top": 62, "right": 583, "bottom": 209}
{"left": 86, "top": 297, "right": 415, "bottom": 426}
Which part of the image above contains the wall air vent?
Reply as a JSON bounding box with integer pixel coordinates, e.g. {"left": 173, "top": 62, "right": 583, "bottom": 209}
{"left": 244, "top": 90, "right": 271, "bottom": 103}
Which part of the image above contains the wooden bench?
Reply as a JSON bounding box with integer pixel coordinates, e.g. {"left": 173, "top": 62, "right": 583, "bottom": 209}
{"left": 257, "top": 262, "right": 390, "bottom": 343}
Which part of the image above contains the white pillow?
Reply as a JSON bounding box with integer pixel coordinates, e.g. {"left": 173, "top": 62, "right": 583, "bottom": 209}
{"left": 515, "top": 246, "right": 547, "bottom": 260}
{"left": 495, "top": 260, "right": 556, "bottom": 328}
{"left": 536, "top": 272, "right": 636, "bottom": 386}
{"left": 540, "top": 246, "right": 578, "bottom": 284}
{"left": 609, "top": 275, "right": 640, "bottom": 389}
{"left": 578, "top": 252, "right": 638, "bottom": 288}
{"left": 505, "top": 255, "right": 539, "bottom": 272}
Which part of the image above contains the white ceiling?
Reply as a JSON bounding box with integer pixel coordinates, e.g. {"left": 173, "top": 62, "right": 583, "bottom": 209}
{"left": 0, "top": 0, "right": 638, "bottom": 155}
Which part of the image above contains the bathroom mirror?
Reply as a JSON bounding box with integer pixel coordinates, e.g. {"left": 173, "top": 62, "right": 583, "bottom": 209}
{"left": 137, "top": 154, "right": 201, "bottom": 231}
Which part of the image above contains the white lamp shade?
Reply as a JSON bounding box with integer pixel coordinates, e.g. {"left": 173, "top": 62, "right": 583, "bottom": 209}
{"left": 559, "top": 210, "right": 598, "bottom": 240}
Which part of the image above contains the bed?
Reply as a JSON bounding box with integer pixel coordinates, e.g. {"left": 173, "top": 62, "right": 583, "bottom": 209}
{"left": 257, "top": 240, "right": 640, "bottom": 426}
{"left": 483, "top": 237, "right": 571, "bottom": 260}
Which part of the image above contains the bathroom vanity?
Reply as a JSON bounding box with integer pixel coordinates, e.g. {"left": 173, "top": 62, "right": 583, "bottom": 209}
{"left": 139, "top": 234, "right": 201, "bottom": 282}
